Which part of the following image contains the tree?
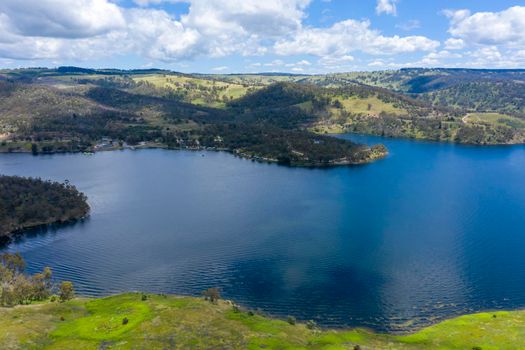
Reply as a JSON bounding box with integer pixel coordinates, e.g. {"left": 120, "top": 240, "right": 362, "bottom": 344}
{"left": 202, "top": 287, "right": 220, "bottom": 304}
{"left": 0, "top": 253, "right": 25, "bottom": 274}
{"left": 59, "top": 281, "right": 75, "bottom": 302}
{"left": 0, "top": 253, "right": 53, "bottom": 306}
{"left": 31, "top": 267, "right": 52, "bottom": 301}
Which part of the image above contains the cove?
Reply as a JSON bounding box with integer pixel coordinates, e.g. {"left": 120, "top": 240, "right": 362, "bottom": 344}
{"left": 1, "top": 134, "right": 525, "bottom": 332}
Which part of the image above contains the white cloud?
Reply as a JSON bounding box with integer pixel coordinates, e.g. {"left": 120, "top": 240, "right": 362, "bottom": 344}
{"left": 376, "top": 0, "right": 397, "bottom": 16}
{"left": 446, "top": 46, "right": 525, "bottom": 69}
{"left": 436, "top": 6, "right": 525, "bottom": 69}
{"left": 445, "top": 6, "right": 525, "bottom": 47}
{"left": 181, "top": 0, "right": 310, "bottom": 38}
{"left": 516, "top": 50, "right": 525, "bottom": 59}
{"left": 319, "top": 55, "right": 354, "bottom": 67}
{"left": 366, "top": 59, "right": 409, "bottom": 69}
{"left": 274, "top": 19, "right": 439, "bottom": 58}
{"left": 471, "top": 46, "right": 502, "bottom": 61}
{"left": 0, "top": 0, "right": 444, "bottom": 69}
{"left": 417, "top": 50, "right": 462, "bottom": 66}
{"left": 0, "top": 0, "right": 311, "bottom": 62}
{"left": 426, "top": 50, "right": 462, "bottom": 60}
{"left": 444, "top": 38, "right": 465, "bottom": 50}
{"left": 124, "top": 9, "right": 201, "bottom": 61}
{"left": 0, "top": 0, "right": 125, "bottom": 39}
{"left": 212, "top": 66, "right": 228, "bottom": 71}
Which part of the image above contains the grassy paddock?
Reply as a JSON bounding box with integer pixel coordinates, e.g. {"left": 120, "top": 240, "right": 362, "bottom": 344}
{"left": 338, "top": 95, "right": 407, "bottom": 116}
{"left": 465, "top": 113, "right": 525, "bottom": 129}
{"left": 0, "top": 293, "right": 524, "bottom": 349}
{"left": 131, "top": 74, "right": 254, "bottom": 108}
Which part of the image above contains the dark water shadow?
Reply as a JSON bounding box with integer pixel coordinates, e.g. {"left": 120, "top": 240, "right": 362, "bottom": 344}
{"left": 0, "top": 217, "right": 90, "bottom": 249}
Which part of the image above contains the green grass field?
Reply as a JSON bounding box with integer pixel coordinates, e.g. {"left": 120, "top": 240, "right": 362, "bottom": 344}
{"left": 1, "top": 293, "right": 524, "bottom": 349}
{"left": 338, "top": 95, "right": 406, "bottom": 116}
{"left": 465, "top": 113, "right": 525, "bottom": 129}
{"left": 132, "top": 74, "right": 255, "bottom": 108}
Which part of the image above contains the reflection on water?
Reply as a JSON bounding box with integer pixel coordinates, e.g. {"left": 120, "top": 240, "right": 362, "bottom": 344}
{"left": 1, "top": 136, "right": 525, "bottom": 332}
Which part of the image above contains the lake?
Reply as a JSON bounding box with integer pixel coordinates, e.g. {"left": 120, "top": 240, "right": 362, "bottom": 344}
{"left": 1, "top": 135, "right": 525, "bottom": 332}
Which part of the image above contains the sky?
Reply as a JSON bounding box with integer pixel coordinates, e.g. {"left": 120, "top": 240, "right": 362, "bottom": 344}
{"left": 1, "top": 0, "right": 525, "bottom": 73}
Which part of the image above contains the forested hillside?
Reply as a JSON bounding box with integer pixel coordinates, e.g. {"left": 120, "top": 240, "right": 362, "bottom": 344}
{"left": 0, "top": 69, "right": 386, "bottom": 166}
{"left": 1, "top": 67, "right": 525, "bottom": 156}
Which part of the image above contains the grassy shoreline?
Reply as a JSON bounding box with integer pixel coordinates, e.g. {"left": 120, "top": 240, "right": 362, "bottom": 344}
{"left": 1, "top": 292, "right": 523, "bottom": 349}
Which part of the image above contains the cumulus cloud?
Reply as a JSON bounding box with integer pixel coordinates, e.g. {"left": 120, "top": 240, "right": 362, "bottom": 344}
{"left": 0, "top": 0, "right": 125, "bottom": 38}
{"left": 274, "top": 19, "right": 439, "bottom": 57}
{"left": 445, "top": 6, "right": 525, "bottom": 46}
{"left": 418, "top": 50, "right": 462, "bottom": 66}
{"left": 124, "top": 9, "right": 201, "bottom": 61}
{"left": 0, "top": 0, "right": 441, "bottom": 67}
{"left": 180, "top": 0, "right": 310, "bottom": 38}
{"left": 376, "top": 0, "right": 397, "bottom": 16}
{"left": 0, "top": 0, "right": 313, "bottom": 62}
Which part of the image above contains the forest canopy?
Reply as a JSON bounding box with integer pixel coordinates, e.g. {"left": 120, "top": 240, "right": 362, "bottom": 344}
{"left": 0, "top": 175, "right": 89, "bottom": 241}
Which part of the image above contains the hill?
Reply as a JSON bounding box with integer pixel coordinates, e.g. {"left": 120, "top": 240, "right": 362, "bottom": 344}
{"left": 0, "top": 72, "right": 386, "bottom": 166}
{"left": 2, "top": 67, "right": 525, "bottom": 147}
{"left": 227, "top": 80, "right": 525, "bottom": 144}
{"left": 0, "top": 292, "right": 523, "bottom": 349}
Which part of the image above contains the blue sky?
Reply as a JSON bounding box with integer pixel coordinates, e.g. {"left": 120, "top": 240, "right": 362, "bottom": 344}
{"left": 1, "top": 0, "right": 524, "bottom": 73}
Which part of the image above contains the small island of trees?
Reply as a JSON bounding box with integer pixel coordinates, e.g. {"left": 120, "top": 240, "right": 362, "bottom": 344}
{"left": 0, "top": 175, "right": 90, "bottom": 242}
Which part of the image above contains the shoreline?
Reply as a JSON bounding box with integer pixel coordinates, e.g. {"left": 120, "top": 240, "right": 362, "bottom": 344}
{"left": 58, "top": 291, "right": 524, "bottom": 335}
{"left": 1, "top": 292, "right": 523, "bottom": 349}
{"left": 0, "top": 140, "right": 388, "bottom": 167}
{"left": 314, "top": 125, "right": 525, "bottom": 146}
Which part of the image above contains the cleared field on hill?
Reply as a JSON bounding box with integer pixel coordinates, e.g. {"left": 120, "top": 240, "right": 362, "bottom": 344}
{"left": 132, "top": 74, "right": 255, "bottom": 108}
{"left": 465, "top": 112, "right": 525, "bottom": 129}
{"left": 338, "top": 95, "right": 407, "bottom": 116}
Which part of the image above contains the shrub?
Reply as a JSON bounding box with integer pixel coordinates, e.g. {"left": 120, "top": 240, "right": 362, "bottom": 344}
{"left": 202, "top": 287, "right": 220, "bottom": 304}
{"left": 306, "top": 320, "right": 317, "bottom": 330}
{"left": 59, "top": 281, "right": 75, "bottom": 302}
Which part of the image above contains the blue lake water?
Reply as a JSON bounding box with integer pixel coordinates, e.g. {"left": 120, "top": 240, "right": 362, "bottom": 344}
{"left": 1, "top": 135, "right": 525, "bottom": 332}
